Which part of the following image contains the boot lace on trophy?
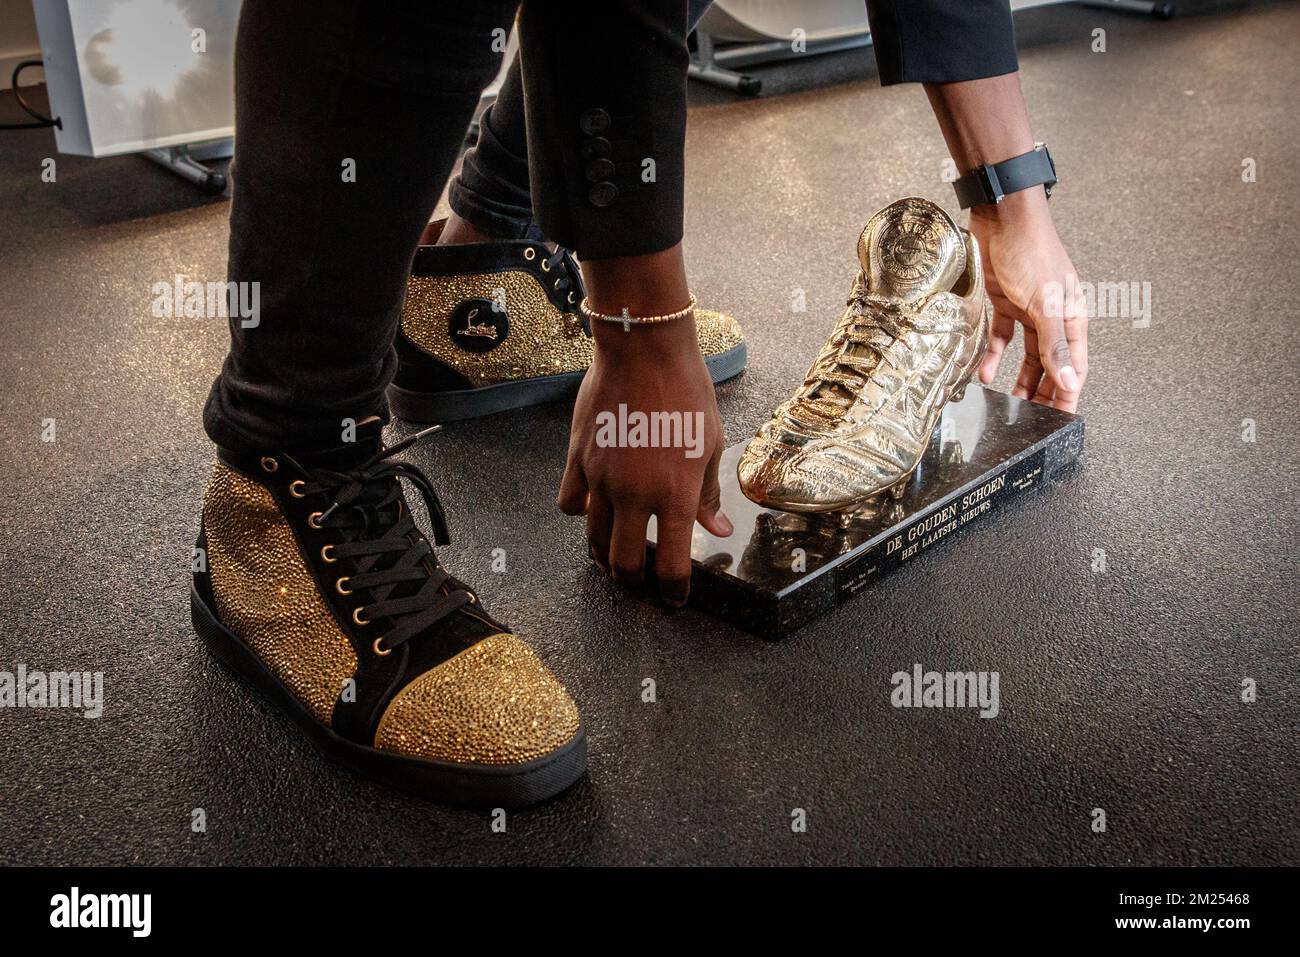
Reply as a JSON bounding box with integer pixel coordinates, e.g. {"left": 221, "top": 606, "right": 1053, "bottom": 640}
{"left": 787, "top": 273, "right": 907, "bottom": 428}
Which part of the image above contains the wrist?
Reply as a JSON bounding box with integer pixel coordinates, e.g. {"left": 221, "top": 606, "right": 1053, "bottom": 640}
{"left": 926, "top": 73, "right": 1036, "bottom": 176}
{"left": 592, "top": 312, "right": 701, "bottom": 364}
{"left": 579, "top": 242, "right": 689, "bottom": 315}
{"left": 579, "top": 241, "right": 702, "bottom": 364}
{"left": 968, "top": 183, "right": 1052, "bottom": 228}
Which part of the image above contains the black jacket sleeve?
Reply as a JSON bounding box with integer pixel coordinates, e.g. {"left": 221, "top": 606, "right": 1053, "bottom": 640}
{"left": 866, "top": 0, "right": 1019, "bottom": 85}
{"left": 518, "top": 0, "right": 689, "bottom": 260}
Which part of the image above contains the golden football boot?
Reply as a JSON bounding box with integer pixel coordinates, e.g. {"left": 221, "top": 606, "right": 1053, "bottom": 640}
{"left": 388, "top": 220, "right": 747, "bottom": 422}
{"left": 738, "top": 197, "right": 990, "bottom": 512}
{"left": 190, "top": 420, "right": 585, "bottom": 806}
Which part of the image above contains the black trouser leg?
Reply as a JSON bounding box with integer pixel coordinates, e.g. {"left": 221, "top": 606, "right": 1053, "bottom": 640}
{"left": 446, "top": 54, "right": 540, "bottom": 241}
{"left": 203, "top": 0, "right": 518, "bottom": 453}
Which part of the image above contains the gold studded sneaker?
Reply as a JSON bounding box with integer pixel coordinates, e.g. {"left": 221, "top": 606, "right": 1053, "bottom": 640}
{"left": 190, "top": 419, "right": 585, "bottom": 806}
{"left": 737, "top": 197, "right": 990, "bottom": 512}
{"left": 387, "top": 220, "right": 747, "bottom": 422}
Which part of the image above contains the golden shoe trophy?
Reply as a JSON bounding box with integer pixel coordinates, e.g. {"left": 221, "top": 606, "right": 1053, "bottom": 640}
{"left": 738, "top": 197, "right": 990, "bottom": 512}
{"left": 646, "top": 197, "right": 1084, "bottom": 639}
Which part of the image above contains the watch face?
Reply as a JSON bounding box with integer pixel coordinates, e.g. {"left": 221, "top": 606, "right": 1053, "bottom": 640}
{"left": 448, "top": 298, "right": 508, "bottom": 353}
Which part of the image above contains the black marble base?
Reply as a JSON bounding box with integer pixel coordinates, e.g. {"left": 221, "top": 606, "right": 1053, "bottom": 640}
{"left": 647, "top": 387, "right": 1084, "bottom": 639}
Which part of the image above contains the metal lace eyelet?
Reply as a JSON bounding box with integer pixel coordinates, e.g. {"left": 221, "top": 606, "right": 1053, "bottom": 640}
{"left": 523, "top": 247, "right": 536, "bottom": 261}
{"left": 260, "top": 457, "right": 278, "bottom": 473}
{"left": 336, "top": 576, "right": 353, "bottom": 595}
{"left": 540, "top": 258, "right": 551, "bottom": 272}
{"left": 353, "top": 607, "right": 370, "bottom": 626}
{"left": 554, "top": 279, "right": 563, "bottom": 290}
{"left": 466, "top": 593, "right": 477, "bottom": 604}
{"left": 321, "top": 545, "right": 337, "bottom": 563}
{"left": 289, "top": 480, "right": 306, "bottom": 498}
{"left": 308, "top": 512, "right": 324, "bottom": 529}
{"left": 567, "top": 292, "right": 576, "bottom": 304}
{"left": 372, "top": 637, "right": 391, "bottom": 657}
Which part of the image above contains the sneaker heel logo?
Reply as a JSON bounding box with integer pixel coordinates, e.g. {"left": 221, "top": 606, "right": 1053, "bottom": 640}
{"left": 880, "top": 220, "right": 940, "bottom": 283}
{"left": 449, "top": 298, "right": 508, "bottom": 353}
{"left": 459, "top": 309, "right": 497, "bottom": 341}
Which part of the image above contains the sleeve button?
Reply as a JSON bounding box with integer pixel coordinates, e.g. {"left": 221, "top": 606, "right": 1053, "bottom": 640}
{"left": 579, "top": 108, "right": 611, "bottom": 136}
{"left": 587, "top": 181, "right": 619, "bottom": 207}
{"left": 585, "top": 158, "right": 615, "bottom": 182}
{"left": 580, "top": 136, "right": 612, "bottom": 160}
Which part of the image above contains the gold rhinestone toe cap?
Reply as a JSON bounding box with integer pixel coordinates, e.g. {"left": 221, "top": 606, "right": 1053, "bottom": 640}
{"left": 374, "top": 633, "right": 580, "bottom": 766}
{"left": 694, "top": 308, "right": 744, "bottom": 358}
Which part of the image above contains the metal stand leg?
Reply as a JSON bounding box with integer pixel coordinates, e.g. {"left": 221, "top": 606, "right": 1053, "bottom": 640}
{"left": 143, "top": 144, "right": 229, "bottom": 194}
{"left": 689, "top": 28, "right": 877, "bottom": 96}
{"left": 688, "top": 30, "right": 763, "bottom": 96}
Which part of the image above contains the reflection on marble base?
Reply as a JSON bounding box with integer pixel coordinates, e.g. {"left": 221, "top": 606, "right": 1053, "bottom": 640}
{"left": 647, "top": 387, "right": 1084, "bottom": 640}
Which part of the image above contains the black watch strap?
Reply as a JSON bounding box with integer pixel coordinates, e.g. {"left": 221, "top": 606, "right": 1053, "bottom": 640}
{"left": 953, "top": 143, "right": 1057, "bottom": 209}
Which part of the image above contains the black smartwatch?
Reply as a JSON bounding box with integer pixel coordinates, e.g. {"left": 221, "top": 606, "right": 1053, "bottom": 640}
{"left": 953, "top": 143, "right": 1057, "bottom": 209}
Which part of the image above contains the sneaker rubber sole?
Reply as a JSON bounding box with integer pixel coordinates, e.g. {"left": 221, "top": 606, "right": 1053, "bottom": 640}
{"left": 387, "top": 341, "right": 748, "bottom": 423}
{"left": 191, "top": 585, "right": 587, "bottom": 807}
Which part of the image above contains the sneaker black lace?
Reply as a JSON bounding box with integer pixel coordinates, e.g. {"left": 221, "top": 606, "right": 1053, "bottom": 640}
{"left": 282, "top": 426, "right": 475, "bottom": 654}
{"left": 542, "top": 246, "right": 589, "bottom": 332}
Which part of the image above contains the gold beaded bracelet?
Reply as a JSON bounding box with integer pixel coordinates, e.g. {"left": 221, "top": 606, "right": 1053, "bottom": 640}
{"left": 578, "top": 294, "right": 697, "bottom": 332}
